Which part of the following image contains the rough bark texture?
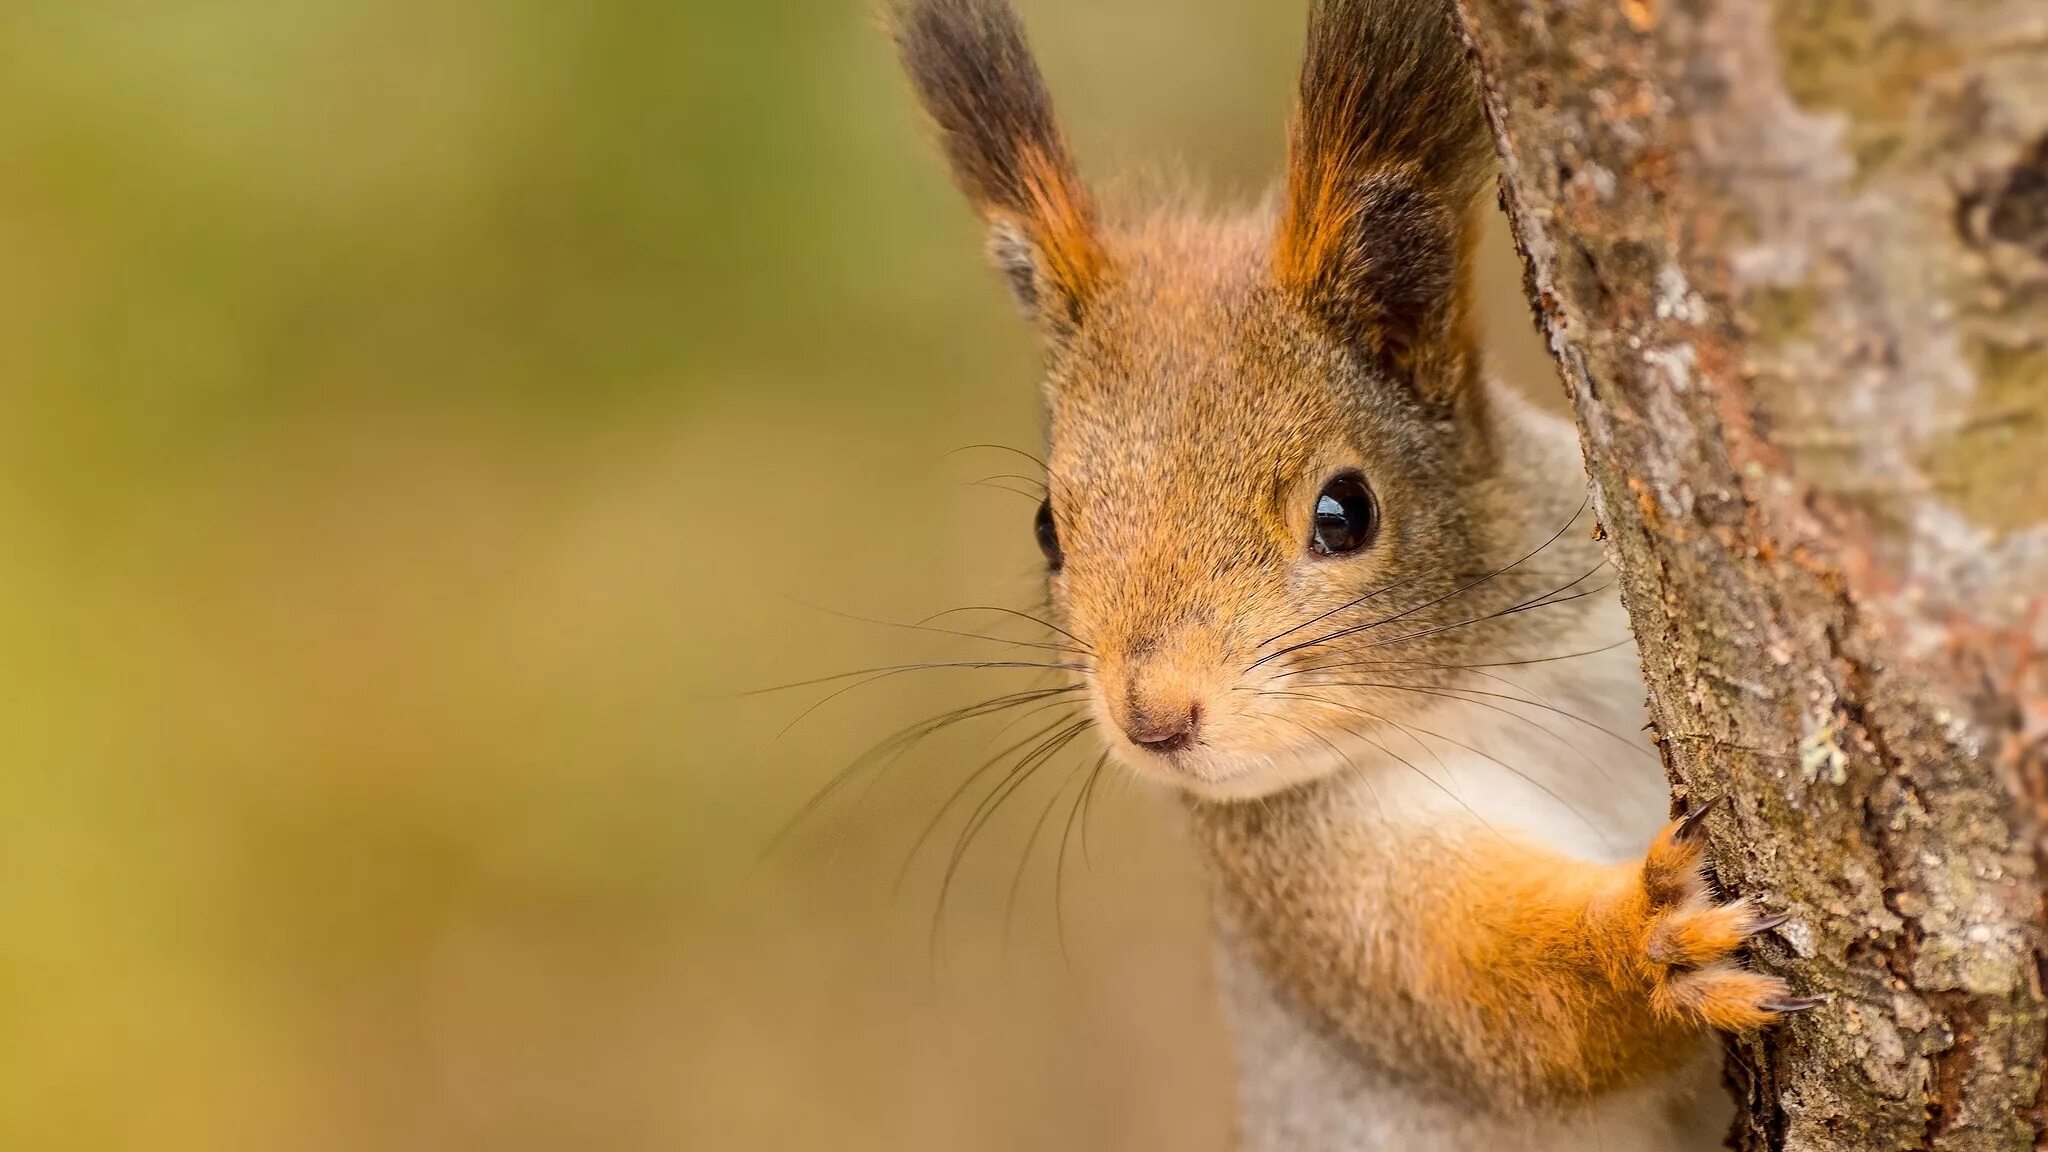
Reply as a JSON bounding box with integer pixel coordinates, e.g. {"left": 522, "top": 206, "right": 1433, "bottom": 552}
{"left": 1449, "top": 1, "right": 2048, "bottom": 1149}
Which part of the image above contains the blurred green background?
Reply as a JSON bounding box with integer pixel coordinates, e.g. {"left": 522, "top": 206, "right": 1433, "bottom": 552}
{"left": 0, "top": 2, "right": 1549, "bottom": 1148}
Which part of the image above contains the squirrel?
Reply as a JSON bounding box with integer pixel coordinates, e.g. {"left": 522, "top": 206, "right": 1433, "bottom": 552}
{"left": 890, "top": 1, "right": 1813, "bottom": 1148}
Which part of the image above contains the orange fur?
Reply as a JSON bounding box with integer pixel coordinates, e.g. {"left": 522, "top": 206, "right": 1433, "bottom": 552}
{"left": 1002, "top": 141, "right": 1106, "bottom": 315}
{"left": 1425, "top": 816, "right": 1792, "bottom": 1098}
{"left": 1199, "top": 800, "right": 1797, "bottom": 1108}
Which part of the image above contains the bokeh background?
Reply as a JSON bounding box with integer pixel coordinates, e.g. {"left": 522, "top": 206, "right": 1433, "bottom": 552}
{"left": 0, "top": 2, "right": 1551, "bottom": 1148}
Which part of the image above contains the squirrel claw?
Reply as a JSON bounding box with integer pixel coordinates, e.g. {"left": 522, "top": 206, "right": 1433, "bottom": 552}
{"left": 1746, "top": 910, "right": 1793, "bottom": 935}
{"left": 1673, "top": 795, "right": 1726, "bottom": 842}
{"left": 1639, "top": 809, "right": 1807, "bottom": 1032}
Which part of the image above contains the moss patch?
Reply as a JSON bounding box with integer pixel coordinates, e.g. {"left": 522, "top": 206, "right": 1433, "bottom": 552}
{"left": 1918, "top": 341, "right": 2048, "bottom": 533}
{"left": 1748, "top": 283, "right": 1818, "bottom": 348}
{"left": 1772, "top": 0, "right": 1959, "bottom": 175}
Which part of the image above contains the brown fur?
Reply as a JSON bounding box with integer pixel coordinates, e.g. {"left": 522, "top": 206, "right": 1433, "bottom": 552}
{"left": 892, "top": 0, "right": 1796, "bottom": 1118}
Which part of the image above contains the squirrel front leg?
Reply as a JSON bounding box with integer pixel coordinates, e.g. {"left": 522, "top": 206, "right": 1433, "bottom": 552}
{"left": 1204, "top": 799, "right": 1812, "bottom": 1108}
{"left": 1411, "top": 802, "right": 1811, "bottom": 1102}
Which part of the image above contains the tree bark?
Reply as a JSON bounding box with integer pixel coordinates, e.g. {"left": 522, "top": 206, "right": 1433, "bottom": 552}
{"left": 1449, "top": 1, "right": 2048, "bottom": 1148}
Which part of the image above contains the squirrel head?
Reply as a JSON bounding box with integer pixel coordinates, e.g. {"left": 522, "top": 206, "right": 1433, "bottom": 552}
{"left": 897, "top": 0, "right": 1562, "bottom": 799}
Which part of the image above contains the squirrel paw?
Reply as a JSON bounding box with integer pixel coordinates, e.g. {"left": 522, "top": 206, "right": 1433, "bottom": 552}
{"left": 1632, "top": 800, "right": 1819, "bottom": 1032}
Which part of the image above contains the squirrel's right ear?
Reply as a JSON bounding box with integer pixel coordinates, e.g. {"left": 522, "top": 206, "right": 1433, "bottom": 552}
{"left": 893, "top": 0, "right": 1105, "bottom": 336}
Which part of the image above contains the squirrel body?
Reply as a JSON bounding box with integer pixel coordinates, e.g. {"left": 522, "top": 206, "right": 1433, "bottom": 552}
{"left": 890, "top": 1, "right": 1804, "bottom": 1145}
{"left": 1198, "top": 382, "right": 1729, "bottom": 1150}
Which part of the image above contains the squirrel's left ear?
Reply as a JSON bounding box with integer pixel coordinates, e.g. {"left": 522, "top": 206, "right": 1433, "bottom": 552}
{"left": 1276, "top": 0, "right": 1494, "bottom": 411}
{"left": 894, "top": 0, "right": 1106, "bottom": 338}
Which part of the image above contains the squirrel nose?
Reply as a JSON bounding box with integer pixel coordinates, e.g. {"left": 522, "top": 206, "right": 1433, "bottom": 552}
{"left": 1123, "top": 702, "right": 1201, "bottom": 753}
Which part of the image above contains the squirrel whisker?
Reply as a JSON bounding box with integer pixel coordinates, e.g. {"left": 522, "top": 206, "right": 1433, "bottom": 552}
{"left": 786, "top": 596, "right": 1089, "bottom": 657}
{"left": 919, "top": 604, "right": 1095, "bottom": 654}
{"left": 1055, "top": 750, "right": 1114, "bottom": 960}
{"left": 765, "top": 684, "right": 1089, "bottom": 865}
{"left": 892, "top": 706, "right": 1089, "bottom": 900}
{"left": 944, "top": 442, "right": 1050, "bottom": 474}
{"left": 1293, "top": 679, "right": 1645, "bottom": 768}
{"left": 933, "top": 717, "right": 1095, "bottom": 965}
{"left": 1006, "top": 747, "right": 1102, "bottom": 960}
{"left": 1259, "top": 685, "right": 1610, "bottom": 849}
{"left": 1268, "top": 566, "right": 1615, "bottom": 681}
{"left": 1267, "top": 638, "right": 1634, "bottom": 683}
{"left": 1247, "top": 498, "right": 1591, "bottom": 671}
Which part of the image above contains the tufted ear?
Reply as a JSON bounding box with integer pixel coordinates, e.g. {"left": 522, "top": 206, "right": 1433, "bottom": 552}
{"left": 894, "top": 0, "right": 1106, "bottom": 337}
{"left": 1275, "top": 0, "right": 1494, "bottom": 410}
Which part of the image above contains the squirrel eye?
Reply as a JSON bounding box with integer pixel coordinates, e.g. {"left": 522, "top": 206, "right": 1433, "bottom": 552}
{"left": 1034, "top": 498, "right": 1064, "bottom": 571}
{"left": 1310, "top": 472, "right": 1378, "bottom": 557}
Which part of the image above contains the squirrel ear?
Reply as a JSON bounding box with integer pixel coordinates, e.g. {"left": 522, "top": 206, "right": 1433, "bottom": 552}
{"left": 1275, "top": 0, "right": 1494, "bottom": 409}
{"left": 894, "top": 0, "right": 1106, "bottom": 336}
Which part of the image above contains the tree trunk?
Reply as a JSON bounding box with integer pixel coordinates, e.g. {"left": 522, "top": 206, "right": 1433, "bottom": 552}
{"left": 1448, "top": 1, "right": 2048, "bottom": 1148}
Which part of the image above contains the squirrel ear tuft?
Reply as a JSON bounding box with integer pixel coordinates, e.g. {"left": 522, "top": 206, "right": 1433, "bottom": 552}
{"left": 1275, "top": 0, "right": 1494, "bottom": 408}
{"left": 893, "top": 0, "right": 1106, "bottom": 335}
